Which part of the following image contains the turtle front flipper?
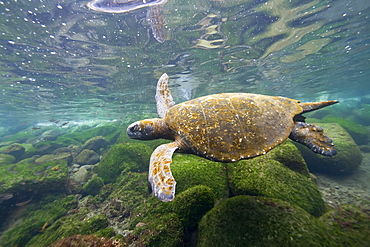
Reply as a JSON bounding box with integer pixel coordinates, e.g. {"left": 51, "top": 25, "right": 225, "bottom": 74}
{"left": 149, "top": 141, "right": 179, "bottom": 202}
{"left": 289, "top": 122, "right": 337, "bottom": 156}
{"left": 156, "top": 73, "right": 175, "bottom": 118}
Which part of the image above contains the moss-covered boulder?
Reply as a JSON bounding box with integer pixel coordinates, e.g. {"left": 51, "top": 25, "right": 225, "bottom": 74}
{"left": 296, "top": 123, "right": 362, "bottom": 175}
{"left": 27, "top": 210, "right": 109, "bottom": 246}
{"left": 227, "top": 158, "right": 325, "bottom": 216}
{"left": 0, "top": 195, "right": 78, "bottom": 247}
{"left": 321, "top": 116, "right": 369, "bottom": 145}
{"left": 353, "top": 104, "right": 370, "bottom": 126}
{"left": 130, "top": 213, "right": 183, "bottom": 247}
{"left": 82, "top": 136, "right": 109, "bottom": 153}
{"left": 172, "top": 185, "right": 215, "bottom": 229}
{"left": 39, "top": 129, "right": 63, "bottom": 141}
{"left": 255, "top": 140, "right": 310, "bottom": 177}
{"left": 198, "top": 196, "right": 333, "bottom": 247}
{"left": 1, "top": 143, "right": 25, "bottom": 159}
{"left": 81, "top": 177, "right": 104, "bottom": 196}
{"left": 0, "top": 153, "right": 16, "bottom": 165}
{"left": 96, "top": 143, "right": 153, "bottom": 184}
{"left": 35, "top": 152, "right": 73, "bottom": 165}
{"left": 320, "top": 204, "right": 370, "bottom": 246}
{"left": 0, "top": 160, "right": 68, "bottom": 194}
{"left": 75, "top": 149, "right": 100, "bottom": 165}
{"left": 171, "top": 154, "right": 229, "bottom": 202}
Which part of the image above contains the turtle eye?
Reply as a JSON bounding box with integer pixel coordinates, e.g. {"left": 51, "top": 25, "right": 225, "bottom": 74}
{"left": 129, "top": 124, "right": 139, "bottom": 133}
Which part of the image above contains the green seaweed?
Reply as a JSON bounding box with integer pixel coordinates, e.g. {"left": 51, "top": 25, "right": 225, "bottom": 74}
{"left": 198, "top": 196, "right": 333, "bottom": 247}
{"left": 227, "top": 159, "right": 325, "bottom": 216}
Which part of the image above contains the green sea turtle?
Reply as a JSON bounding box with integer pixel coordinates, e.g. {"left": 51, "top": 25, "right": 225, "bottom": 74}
{"left": 86, "top": 0, "right": 167, "bottom": 42}
{"left": 127, "top": 73, "right": 338, "bottom": 202}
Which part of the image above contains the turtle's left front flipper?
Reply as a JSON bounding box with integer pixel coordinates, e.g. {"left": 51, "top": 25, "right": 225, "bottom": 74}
{"left": 149, "top": 141, "right": 179, "bottom": 202}
{"left": 289, "top": 122, "right": 337, "bottom": 156}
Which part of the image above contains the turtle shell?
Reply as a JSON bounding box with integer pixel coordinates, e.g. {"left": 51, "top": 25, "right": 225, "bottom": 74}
{"left": 163, "top": 93, "right": 302, "bottom": 162}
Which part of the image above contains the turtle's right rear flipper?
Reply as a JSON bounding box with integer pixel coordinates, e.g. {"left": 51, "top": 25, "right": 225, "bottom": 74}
{"left": 289, "top": 122, "right": 337, "bottom": 157}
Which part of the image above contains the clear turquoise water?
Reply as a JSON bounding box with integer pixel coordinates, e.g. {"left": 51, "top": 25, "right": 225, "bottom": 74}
{"left": 0, "top": 0, "right": 369, "bottom": 131}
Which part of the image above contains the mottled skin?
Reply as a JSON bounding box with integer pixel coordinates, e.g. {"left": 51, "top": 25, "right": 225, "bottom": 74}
{"left": 127, "top": 73, "right": 338, "bottom": 202}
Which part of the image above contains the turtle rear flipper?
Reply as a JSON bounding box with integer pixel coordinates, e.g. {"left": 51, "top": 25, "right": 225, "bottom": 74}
{"left": 289, "top": 122, "right": 337, "bottom": 156}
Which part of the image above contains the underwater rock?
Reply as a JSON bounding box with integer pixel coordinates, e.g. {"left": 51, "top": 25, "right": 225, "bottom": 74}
{"left": 296, "top": 123, "right": 363, "bottom": 175}
{"left": 50, "top": 234, "right": 125, "bottom": 247}
{"left": 256, "top": 140, "right": 311, "bottom": 177}
{"left": 96, "top": 143, "right": 152, "bottom": 184}
{"left": 1, "top": 143, "right": 25, "bottom": 159}
{"left": 35, "top": 152, "right": 73, "bottom": 165}
{"left": 321, "top": 116, "right": 370, "bottom": 145}
{"left": 197, "top": 196, "right": 333, "bottom": 247}
{"left": 71, "top": 167, "right": 90, "bottom": 184}
{"left": 0, "top": 195, "right": 78, "bottom": 246}
{"left": 34, "top": 142, "right": 63, "bottom": 156}
{"left": 81, "top": 177, "right": 104, "bottom": 196}
{"left": 0, "top": 153, "right": 16, "bottom": 165}
{"left": 129, "top": 213, "right": 183, "bottom": 246}
{"left": 75, "top": 149, "right": 100, "bottom": 166}
{"left": 39, "top": 129, "right": 63, "bottom": 141}
{"left": 353, "top": 104, "right": 370, "bottom": 125}
{"left": 319, "top": 203, "right": 370, "bottom": 245}
{"left": 0, "top": 160, "right": 68, "bottom": 194}
{"left": 171, "top": 154, "right": 229, "bottom": 202}
{"left": 227, "top": 158, "right": 325, "bottom": 216}
{"left": 82, "top": 136, "right": 108, "bottom": 153}
{"left": 172, "top": 185, "right": 215, "bottom": 229}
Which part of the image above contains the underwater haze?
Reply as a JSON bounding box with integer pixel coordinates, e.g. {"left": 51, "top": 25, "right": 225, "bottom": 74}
{"left": 1, "top": 0, "right": 370, "bottom": 246}
{"left": 0, "top": 0, "right": 368, "bottom": 131}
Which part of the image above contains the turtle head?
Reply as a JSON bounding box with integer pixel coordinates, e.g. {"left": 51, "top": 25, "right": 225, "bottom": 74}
{"left": 127, "top": 118, "right": 167, "bottom": 140}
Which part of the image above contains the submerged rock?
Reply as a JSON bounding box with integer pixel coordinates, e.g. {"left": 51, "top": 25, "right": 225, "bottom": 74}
{"left": 0, "top": 160, "right": 68, "bottom": 194}
{"left": 171, "top": 154, "right": 229, "bottom": 202}
{"left": 75, "top": 149, "right": 100, "bottom": 166}
{"left": 39, "top": 129, "right": 63, "bottom": 141}
{"left": 321, "top": 116, "right": 370, "bottom": 145}
{"left": 0, "top": 153, "right": 16, "bottom": 165}
{"left": 227, "top": 158, "right": 325, "bottom": 216}
{"left": 81, "top": 177, "right": 104, "bottom": 196}
{"left": 198, "top": 196, "right": 333, "bottom": 247}
{"left": 320, "top": 203, "right": 370, "bottom": 246}
{"left": 96, "top": 143, "right": 152, "bottom": 184}
{"left": 172, "top": 185, "right": 215, "bottom": 229}
{"left": 35, "top": 152, "right": 73, "bottom": 165}
{"left": 1, "top": 143, "right": 25, "bottom": 159}
{"left": 82, "top": 136, "right": 109, "bottom": 153}
{"left": 296, "top": 123, "right": 363, "bottom": 175}
{"left": 70, "top": 167, "right": 90, "bottom": 184}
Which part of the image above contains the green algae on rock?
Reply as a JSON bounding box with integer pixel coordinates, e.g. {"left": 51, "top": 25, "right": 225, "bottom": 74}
{"left": 254, "top": 140, "right": 311, "bottom": 177}
{"left": 296, "top": 123, "right": 363, "bottom": 175}
{"left": 319, "top": 203, "right": 370, "bottom": 246}
{"left": 75, "top": 149, "right": 100, "bottom": 165}
{"left": 172, "top": 185, "right": 215, "bottom": 229}
{"left": 27, "top": 211, "right": 109, "bottom": 246}
{"left": 82, "top": 136, "right": 109, "bottom": 153}
{"left": 198, "top": 196, "right": 333, "bottom": 247}
{"left": 129, "top": 213, "right": 183, "bottom": 247}
{"left": 96, "top": 143, "right": 153, "bottom": 184}
{"left": 0, "top": 143, "right": 25, "bottom": 160}
{"left": 227, "top": 159, "right": 325, "bottom": 216}
{"left": 0, "top": 153, "right": 16, "bottom": 165}
{"left": 321, "top": 116, "right": 370, "bottom": 145}
{"left": 0, "top": 160, "right": 68, "bottom": 194}
{"left": 0, "top": 195, "right": 78, "bottom": 247}
{"left": 81, "top": 176, "right": 105, "bottom": 196}
{"left": 171, "top": 154, "right": 229, "bottom": 202}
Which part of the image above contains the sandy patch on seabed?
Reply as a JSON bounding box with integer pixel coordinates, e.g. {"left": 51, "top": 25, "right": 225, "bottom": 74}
{"left": 315, "top": 152, "right": 370, "bottom": 210}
